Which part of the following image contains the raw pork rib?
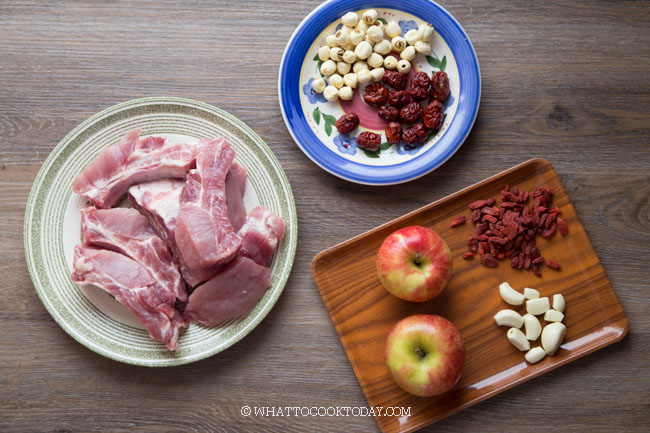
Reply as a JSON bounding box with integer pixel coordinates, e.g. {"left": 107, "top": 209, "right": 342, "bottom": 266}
{"left": 174, "top": 138, "right": 241, "bottom": 270}
{"left": 224, "top": 162, "right": 247, "bottom": 232}
{"left": 238, "top": 206, "right": 285, "bottom": 266}
{"left": 128, "top": 162, "right": 247, "bottom": 287}
{"left": 80, "top": 207, "right": 187, "bottom": 302}
{"left": 71, "top": 245, "right": 187, "bottom": 350}
{"left": 184, "top": 256, "right": 271, "bottom": 327}
{"left": 73, "top": 129, "right": 196, "bottom": 208}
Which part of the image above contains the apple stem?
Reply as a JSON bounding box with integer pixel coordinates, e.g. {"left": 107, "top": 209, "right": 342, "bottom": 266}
{"left": 414, "top": 253, "right": 421, "bottom": 266}
{"left": 414, "top": 347, "right": 426, "bottom": 358}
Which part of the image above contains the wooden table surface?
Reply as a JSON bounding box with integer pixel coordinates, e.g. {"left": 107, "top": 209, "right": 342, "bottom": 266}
{"left": 1, "top": 1, "right": 648, "bottom": 432}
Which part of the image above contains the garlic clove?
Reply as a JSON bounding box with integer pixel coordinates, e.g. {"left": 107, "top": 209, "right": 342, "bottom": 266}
{"left": 507, "top": 328, "right": 530, "bottom": 351}
{"left": 544, "top": 309, "right": 564, "bottom": 323}
{"left": 541, "top": 322, "right": 566, "bottom": 355}
{"left": 522, "top": 313, "right": 542, "bottom": 340}
{"left": 525, "top": 347, "right": 546, "bottom": 364}
{"left": 494, "top": 309, "right": 524, "bottom": 328}
{"left": 524, "top": 287, "right": 540, "bottom": 299}
{"left": 526, "top": 297, "right": 550, "bottom": 315}
{"left": 553, "top": 294, "right": 566, "bottom": 313}
{"left": 499, "top": 282, "right": 525, "bottom": 305}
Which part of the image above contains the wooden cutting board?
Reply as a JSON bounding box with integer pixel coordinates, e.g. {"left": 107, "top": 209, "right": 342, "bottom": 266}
{"left": 311, "top": 158, "right": 628, "bottom": 433}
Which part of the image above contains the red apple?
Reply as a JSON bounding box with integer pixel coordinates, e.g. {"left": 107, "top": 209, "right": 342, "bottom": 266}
{"left": 385, "top": 314, "right": 465, "bottom": 397}
{"left": 376, "top": 226, "right": 452, "bottom": 302}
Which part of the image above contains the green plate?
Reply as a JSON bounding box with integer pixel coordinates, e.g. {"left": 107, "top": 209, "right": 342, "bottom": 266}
{"left": 24, "top": 97, "right": 297, "bottom": 366}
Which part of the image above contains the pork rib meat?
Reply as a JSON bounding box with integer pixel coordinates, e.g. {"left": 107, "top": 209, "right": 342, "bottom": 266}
{"left": 128, "top": 162, "right": 247, "bottom": 287}
{"left": 174, "top": 138, "right": 241, "bottom": 270}
{"left": 80, "top": 206, "right": 187, "bottom": 302}
{"left": 73, "top": 129, "right": 196, "bottom": 208}
{"left": 184, "top": 256, "right": 271, "bottom": 327}
{"left": 238, "top": 206, "right": 285, "bottom": 266}
{"left": 71, "top": 245, "right": 187, "bottom": 351}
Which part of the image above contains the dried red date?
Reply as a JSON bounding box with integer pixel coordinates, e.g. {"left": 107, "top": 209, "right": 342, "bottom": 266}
{"left": 377, "top": 106, "right": 400, "bottom": 122}
{"left": 387, "top": 90, "right": 413, "bottom": 108}
{"left": 385, "top": 121, "right": 402, "bottom": 144}
{"left": 408, "top": 71, "right": 432, "bottom": 101}
{"left": 334, "top": 113, "right": 359, "bottom": 134}
{"left": 382, "top": 70, "right": 407, "bottom": 90}
{"left": 430, "top": 70, "right": 450, "bottom": 102}
{"left": 400, "top": 102, "right": 423, "bottom": 124}
{"left": 363, "top": 83, "right": 388, "bottom": 107}
{"left": 450, "top": 215, "right": 466, "bottom": 227}
{"left": 356, "top": 131, "right": 381, "bottom": 151}
{"left": 402, "top": 123, "right": 428, "bottom": 145}
{"left": 423, "top": 100, "right": 444, "bottom": 130}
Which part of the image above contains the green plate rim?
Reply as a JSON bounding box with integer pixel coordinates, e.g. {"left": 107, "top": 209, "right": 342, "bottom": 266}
{"left": 23, "top": 96, "right": 298, "bottom": 366}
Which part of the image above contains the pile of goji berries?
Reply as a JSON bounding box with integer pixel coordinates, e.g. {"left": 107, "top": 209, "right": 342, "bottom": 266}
{"left": 451, "top": 185, "right": 568, "bottom": 277}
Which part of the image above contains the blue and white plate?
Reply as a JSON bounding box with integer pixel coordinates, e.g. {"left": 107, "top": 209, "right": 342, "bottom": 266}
{"left": 279, "top": 0, "right": 480, "bottom": 185}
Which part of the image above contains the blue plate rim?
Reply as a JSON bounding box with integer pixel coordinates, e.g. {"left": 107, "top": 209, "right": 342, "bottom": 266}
{"left": 278, "top": 0, "right": 481, "bottom": 185}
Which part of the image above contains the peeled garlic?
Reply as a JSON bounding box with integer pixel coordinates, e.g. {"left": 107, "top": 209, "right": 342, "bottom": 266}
{"left": 494, "top": 310, "right": 524, "bottom": 328}
{"left": 499, "top": 282, "right": 525, "bottom": 305}
{"left": 524, "top": 287, "right": 540, "bottom": 300}
{"left": 507, "top": 328, "right": 530, "bottom": 351}
{"left": 544, "top": 309, "right": 564, "bottom": 323}
{"left": 522, "top": 314, "right": 542, "bottom": 341}
{"left": 553, "top": 294, "right": 566, "bottom": 313}
{"left": 541, "top": 322, "right": 566, "bottom": 355}
{"left": 526, "top": 297, "right": 550, "bottom": 315}
{"left": 525, "top": 347, "right": 546, "bottom": 364}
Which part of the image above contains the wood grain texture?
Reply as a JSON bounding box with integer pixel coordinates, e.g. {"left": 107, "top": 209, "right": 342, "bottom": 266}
{"left": 0, "top": 0, "right": 648, "bottom": 432}
{"left": 312, "top": 159, "right": 629, "bottom": 433}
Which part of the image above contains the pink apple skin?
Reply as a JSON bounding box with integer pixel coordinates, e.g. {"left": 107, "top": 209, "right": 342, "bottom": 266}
{"left": 385, "top": 314, "right": 465, "bottom": 397}
{"left": 376, "top": 226, "right": 452, "bottom": 302}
